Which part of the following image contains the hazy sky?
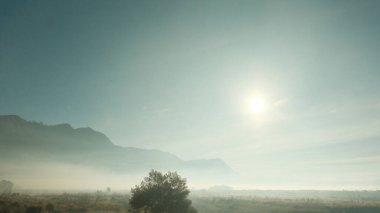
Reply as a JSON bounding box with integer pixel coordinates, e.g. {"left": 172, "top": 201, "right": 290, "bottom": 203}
{"left": 1, "top": 0, "right": 380, "bottom": 189}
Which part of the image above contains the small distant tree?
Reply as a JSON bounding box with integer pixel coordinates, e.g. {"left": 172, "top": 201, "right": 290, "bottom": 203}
{"left": 26, "top": 206, "right": 42, "bottom": 213}
{"left": 46, "top": 203, "right": 55, "bottom": 213}
{"left": 0, "top": 180, "right": 13, "bottom": 194}
{"left": 129, "top": 170, "right": 197, "bottom": 213}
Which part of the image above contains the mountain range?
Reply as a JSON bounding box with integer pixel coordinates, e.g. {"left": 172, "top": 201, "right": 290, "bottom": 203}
{"left": 0, "top": 115, "right": 234, "bottom": 188}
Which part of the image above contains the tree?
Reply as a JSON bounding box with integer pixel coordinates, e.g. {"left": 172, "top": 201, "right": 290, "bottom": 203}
{"left": 26, "top": 206, "right": 42, "bottom": 213}
{"left": 0, "top": 180, "right": 13, "bottom": 194}
{"left": 45, "top": 203, "right": 55, "bottom": 213}
{"left": 129, "top": 170, "right": 197, "bottom": 213}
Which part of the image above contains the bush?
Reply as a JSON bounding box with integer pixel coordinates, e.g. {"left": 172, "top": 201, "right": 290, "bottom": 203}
{"left": 129, "top": 170, "right": 197, "bottom": 213}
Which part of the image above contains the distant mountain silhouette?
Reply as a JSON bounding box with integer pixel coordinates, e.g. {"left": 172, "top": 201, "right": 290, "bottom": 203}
{"left": 0, "top": 115, "right": 234, "bottom": 177}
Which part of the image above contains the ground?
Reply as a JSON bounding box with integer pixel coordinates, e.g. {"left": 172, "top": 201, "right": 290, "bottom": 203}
{"left": 1, "top": 192, "right": 380, "bottom": 213}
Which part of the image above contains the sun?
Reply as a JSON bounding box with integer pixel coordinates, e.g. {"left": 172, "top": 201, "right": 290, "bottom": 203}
{"left": 250, "top": 98, "right": 265, "bottom": 113}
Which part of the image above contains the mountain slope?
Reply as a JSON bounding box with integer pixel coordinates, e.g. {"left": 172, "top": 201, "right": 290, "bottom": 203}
{"left": 0, "top": 115, "right": 234, "bottom": 177}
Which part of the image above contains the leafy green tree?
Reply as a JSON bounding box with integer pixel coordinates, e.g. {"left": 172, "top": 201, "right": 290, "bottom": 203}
{"left": 129, "top": 170, "right": 197, "bottom": 213}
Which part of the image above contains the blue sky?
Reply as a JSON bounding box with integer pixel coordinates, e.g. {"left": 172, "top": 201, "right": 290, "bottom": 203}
{"left": 1, "top": 0, "right": 380, "bottom": 189}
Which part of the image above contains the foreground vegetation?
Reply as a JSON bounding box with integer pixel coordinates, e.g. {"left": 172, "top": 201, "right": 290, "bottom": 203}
{"left": 192, "top": 196, "right": 380, "bottom": 213}
{"left": 1, "top": 192, "right": 380, "bottom": 213}
{"left": 0, "top": 193, "right": 130, "bottom": 213}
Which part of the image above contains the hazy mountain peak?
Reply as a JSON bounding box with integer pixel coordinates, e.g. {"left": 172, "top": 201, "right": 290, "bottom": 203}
{"left": 52, "top": 123, "right": 73, "bottom": 130}
{"left": 0, "top": 115, "right": 24, "bottom": 123}
{"left": 0, "top": 114, "right": 22, "bottom": 120}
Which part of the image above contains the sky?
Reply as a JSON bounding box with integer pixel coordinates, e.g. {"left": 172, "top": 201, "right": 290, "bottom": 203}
{"left": 1, "top": 0, "right": 380, "bottom": 189}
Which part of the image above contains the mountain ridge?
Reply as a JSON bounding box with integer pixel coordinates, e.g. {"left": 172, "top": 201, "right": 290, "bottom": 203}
{"left": 0, "top": 115, "right": 234, "bottom": 178}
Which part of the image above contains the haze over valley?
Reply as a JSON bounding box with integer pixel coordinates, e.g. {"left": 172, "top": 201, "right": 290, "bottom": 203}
{"left": 0, "top": 115, "right": 234, "bottom": 190}
{"left": 1, "top": 1, "right": 380, "bottom": 212}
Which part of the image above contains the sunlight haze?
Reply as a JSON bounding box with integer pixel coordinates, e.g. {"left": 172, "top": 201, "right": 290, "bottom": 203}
{"left": 1, "top": 0, "right": 380, "bottom": 190}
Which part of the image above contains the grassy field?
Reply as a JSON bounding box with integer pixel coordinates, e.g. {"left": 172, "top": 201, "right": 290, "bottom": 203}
{"left": 1, "top": 192, "right": 380, "bottom": 213}
{"left": 0, "top": 193, "right": 130, "bottom": 213}
{"left": 192, "top": 196, "right": 380, "bottom": 213}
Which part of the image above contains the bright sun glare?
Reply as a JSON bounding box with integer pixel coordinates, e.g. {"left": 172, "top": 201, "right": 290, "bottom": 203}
{"left": 250, "top": 98, "right": 265, "bottom": 113}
